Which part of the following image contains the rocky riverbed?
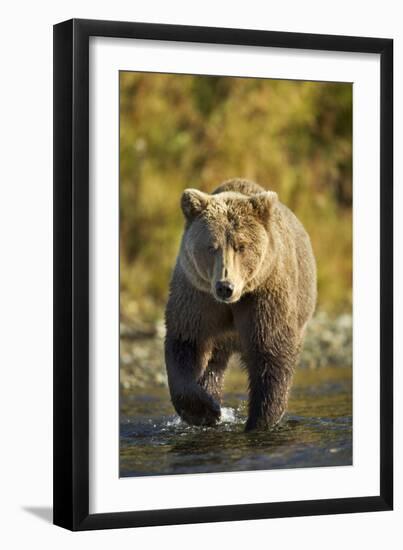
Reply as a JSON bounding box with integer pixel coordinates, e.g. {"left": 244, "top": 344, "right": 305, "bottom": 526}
{"left": 120, "top": 312, "right": 352, "bottom": 391}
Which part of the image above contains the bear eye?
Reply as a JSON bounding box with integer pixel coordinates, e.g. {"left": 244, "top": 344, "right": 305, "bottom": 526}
{"left": 236, "top": 244, "right": 246, "bottom": 253}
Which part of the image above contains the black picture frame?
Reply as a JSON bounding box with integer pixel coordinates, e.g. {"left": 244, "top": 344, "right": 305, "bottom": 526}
{"left": 53, "top": 18, "right": 393, "bottom": 531}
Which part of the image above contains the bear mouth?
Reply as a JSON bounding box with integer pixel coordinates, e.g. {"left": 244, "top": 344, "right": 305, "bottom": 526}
{"left": 212, "top": 292, "right": 241, "bottom": 305}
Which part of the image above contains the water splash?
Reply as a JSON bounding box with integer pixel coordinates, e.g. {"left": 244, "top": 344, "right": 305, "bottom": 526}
{"left": 165, "top": 416, "right": 182, "bottom": 428}
{"left": 162, "top": 406, "right": 240, "bottom": 430}
{"left": 220, "top": 407, "right": 237, "bottom": 423}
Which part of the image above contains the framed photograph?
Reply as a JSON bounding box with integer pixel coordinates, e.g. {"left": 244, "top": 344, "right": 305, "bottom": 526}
{"left": 53, "top": 19, "right": 393, "bottom": 530}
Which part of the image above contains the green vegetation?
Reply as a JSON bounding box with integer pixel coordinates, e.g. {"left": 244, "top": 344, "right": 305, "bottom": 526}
{"left": 120, "top": 72, "right": 352, "bottom": 321}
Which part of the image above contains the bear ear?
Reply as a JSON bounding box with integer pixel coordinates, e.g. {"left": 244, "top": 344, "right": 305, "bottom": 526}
{"left": 249, "top": 191, "right": 278, "bottom": 224}
{"left": 181, "top": 189, "right": 210, "bottom": 221}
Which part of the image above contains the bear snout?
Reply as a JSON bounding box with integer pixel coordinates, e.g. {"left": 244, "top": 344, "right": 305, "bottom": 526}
{"left": 215, "top": 280, "right": 234, "bottom": 301}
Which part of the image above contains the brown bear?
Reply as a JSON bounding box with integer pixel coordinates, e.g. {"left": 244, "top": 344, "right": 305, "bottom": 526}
{"left": 165, "top": 179, "right": 317, "bottom": 431}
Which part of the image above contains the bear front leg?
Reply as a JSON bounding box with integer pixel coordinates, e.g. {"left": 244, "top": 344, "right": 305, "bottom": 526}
{"left": 244, "top": 341, "right": 297, "bottom": 432}
{"left": 199, "top": 345, "right": 231, "bottom": 404}
{"left": 234, "top": 295, "right": 301, "bottom": 431}
{"left": 165, "top": 335, "right": 221, "bottom": 426}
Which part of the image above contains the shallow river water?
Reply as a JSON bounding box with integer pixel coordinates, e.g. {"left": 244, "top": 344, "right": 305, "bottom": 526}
{"left": 120, "top": 365, "right": 352, "bottom": 477}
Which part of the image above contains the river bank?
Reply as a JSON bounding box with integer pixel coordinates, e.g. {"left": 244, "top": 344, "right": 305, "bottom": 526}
{"left": 120, "top": 311, "right": 352, "bottom": 391}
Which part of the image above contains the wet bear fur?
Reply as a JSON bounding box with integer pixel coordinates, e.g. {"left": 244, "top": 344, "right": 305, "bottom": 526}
{"left": 165, "top": 179, "right": 317, "bottom": 431}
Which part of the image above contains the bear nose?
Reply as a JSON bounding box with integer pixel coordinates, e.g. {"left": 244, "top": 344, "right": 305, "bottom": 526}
{"left": 215, "top": 280, "right": 234, "bottom": 300}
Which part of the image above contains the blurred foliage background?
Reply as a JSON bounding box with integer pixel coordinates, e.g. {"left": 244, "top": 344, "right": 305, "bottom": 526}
{"left": 120, "top": 72, "right": 352, "bottom": 322}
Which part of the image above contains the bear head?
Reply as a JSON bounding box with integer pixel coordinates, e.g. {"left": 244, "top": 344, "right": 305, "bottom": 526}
{"left": 179, "top": 188, "right": 278, "bottom": 303}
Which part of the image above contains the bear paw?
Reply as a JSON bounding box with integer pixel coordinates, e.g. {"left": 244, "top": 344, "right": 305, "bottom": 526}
{"left": 174, "top": 389, "right": 221, "bottom": 427}
{"left": 245, "top": 413, "right": 284, "bottom": 432}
